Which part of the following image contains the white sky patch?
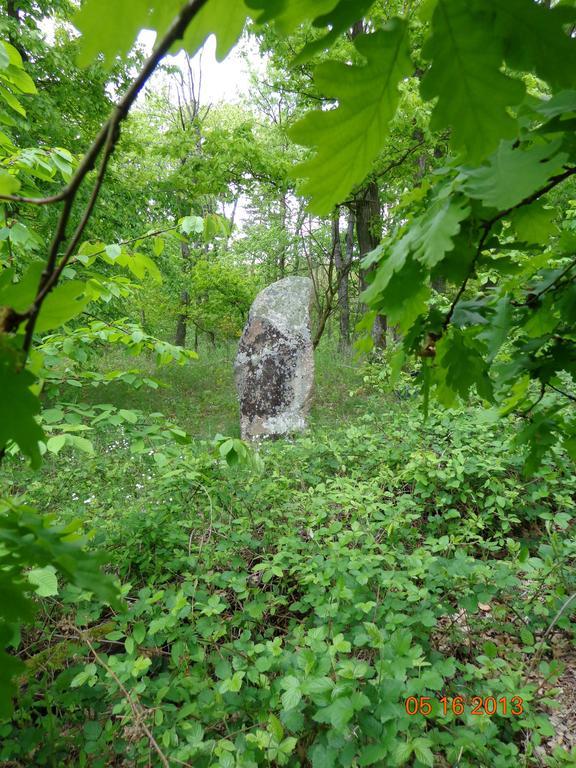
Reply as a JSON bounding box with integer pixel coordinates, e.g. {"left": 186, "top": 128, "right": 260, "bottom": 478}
{"left": 138, "top": 30, "right": 263, "bottom": 106}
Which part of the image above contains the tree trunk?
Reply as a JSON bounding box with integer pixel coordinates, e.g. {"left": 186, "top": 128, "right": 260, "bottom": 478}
{"left": 175, "top": 290, "right": 190, "bottom": 347}
{"left": 356, "top": 180, "right": 386, "bottom": 349}
{"left": 175, "top": 240, "right": 191, "bottom": 347}
{"left": 7, "top": 2, "right": 27, "bottom": 61}
{"left": 334, "top": 208, "right": 352, "bottom": 350}
{"left": 278, "top": 193, "right": 288, "bottom": 278}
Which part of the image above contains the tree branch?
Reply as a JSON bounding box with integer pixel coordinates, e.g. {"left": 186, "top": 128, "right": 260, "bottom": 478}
{"left": 13, "top": 0, "right": 210, "bottom": 360}
{"left": 443, "top": 166, "right": 576, "bottom": 330}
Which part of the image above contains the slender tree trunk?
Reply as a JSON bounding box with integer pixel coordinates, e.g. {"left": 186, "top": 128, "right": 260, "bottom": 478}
{"left": 333, "top": 208, "right": 352, "bottom": 350}
{"left": 356, "top": 180, "right": 386, "bottom": 348}
{"left": 278, "top": 193, "right": 288, "bottom": 278}
{"left": 7, "top": 1, "right": 27, "bottom": 61}
{"left": 175, "top": 240, "right": 191, "bottom": 346}
{"left": 175, "top": 290, "right": 190, "bottom": 347}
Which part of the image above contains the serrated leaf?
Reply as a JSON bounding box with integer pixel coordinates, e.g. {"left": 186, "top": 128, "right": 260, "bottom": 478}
{"left": 413, "top": 195, "right": 470, "bottom": 267}
{"left": 310, "top": 744, "right": 338, "bottom": 768}
{"left": 28, "top": 565, "right": 59, "bottom": 597}
{"left": 413, "top": 738, "right": 434, "bottom": 767}
{"left": 268, "top": 713, "right": 284, "bottom": 742}
{"left": 290, "top": 22, "right": 411, "bottom": 215}
{"left": 462, "top": 140, "right": 568, "bottom": 210}
{"left": 394, "top": 741, "right": 413, "bottom": 765}
{"left": 281, "top": 686, "right": 302, "bottom": 711}
{"left": 421, "top": 0, "right": 525, "bottom": 162}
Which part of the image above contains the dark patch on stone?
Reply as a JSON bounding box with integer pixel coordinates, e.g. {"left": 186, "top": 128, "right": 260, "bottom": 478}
{"left": 238, "top": 319, "right": 297, "bottom": 418}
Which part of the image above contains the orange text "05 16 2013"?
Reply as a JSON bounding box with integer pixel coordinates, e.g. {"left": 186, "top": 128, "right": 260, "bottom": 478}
{"left": 404, "top": 696, "right": 524, "bottom": 717}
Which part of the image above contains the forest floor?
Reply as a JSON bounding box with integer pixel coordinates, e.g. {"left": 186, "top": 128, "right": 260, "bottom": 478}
{"left": 2, "top": 344, "right": 576, "bottom": 767}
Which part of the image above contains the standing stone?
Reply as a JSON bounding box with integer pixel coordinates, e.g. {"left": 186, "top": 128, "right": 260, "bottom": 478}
{"left": 235, "top": 276, "right": 314, "bottom": 440}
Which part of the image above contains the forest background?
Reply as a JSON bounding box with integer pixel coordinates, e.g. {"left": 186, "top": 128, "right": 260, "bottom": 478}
{"left": 0, "top": 1, "right": 576, "bottom": 766}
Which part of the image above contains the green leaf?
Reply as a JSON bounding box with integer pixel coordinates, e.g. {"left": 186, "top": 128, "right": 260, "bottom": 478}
{"left": 104, "top": 243, "right": 122, "bottom": 261}
{"left": 509, "top": 202, "right": 558, "bottom": 245}
{"left": 0, "top": 359, "right": 44, "bottom": 467}
{"left": 535, "top": 90, "right": 576, "bottom": 120}
{"left": 281, "top": 686, "right": 302, "bottom": 711}
{"left": 75, "top": 0, "right": 151, "bottom": 67}
{"left": 293, "top": 0, "right": 376, "bottom": 64}
{"left": 413, "top": 195, "right": 470, "bottom": 267}
{"left": 520, "top": 628, "right": 535, "bottom": 646}
{"left": 363, "top": 252, "right": 430, "bottom": 332}
{"left": 180, "top": 215, "right": 204, "bottom": 235}
{"left": 66, "top": 436, "right": 95, "bottom": 455}
{"left": 0, "top": 41, "right": 9, "bottom": 69}
{"left": 290, "top": 22, "right": 411, "bottom": 215}
{"left": 46, "top": 435, "right": 66, "bottom": 455}
{"left": 0, "top": 169, "right": 20, "bottom": 195}
{"left": 310, "top": 744, "right": 339, "bottom": 768}
{"left": 0, "top": 84, "right": 26, "bottom": 115}
{"left": 70, "top": 663, "right": 97, "bottom": 688}
{"left": 36, "top": 281, "right": 90, "bottom": 332}
{"left": 490, "top": 0, "right": 576, "bottom": 90}
{"left": 27, "top": 565, "right": 59, "bottom": 597}
{"left": 462, "top": 140, "right": 568, "bottom": 210}
{"left": 181, "top": 0, "right": 249, "bottom": 61}
{"left": 413, "top": 738, "right": 434, "bottom": 767}
{"left": 358, "top": 744, "right": 388, "bottom": 766}
{"left": 421, "top": 0, "right": 525, "bottom": 162}
{"left": 268, "top": 713, "right": 284, "bottom": 742}
{"left": 435, "top": 328, "right": 494, "bottom": 404}
{"left": 246, "top": 0, "right": 339, "bottom": 31}
{"left": 394, "top": 741, "right": 414, "bottom": 765}
{"left": 313, "top": 697, "right": 354, "bottom": 730}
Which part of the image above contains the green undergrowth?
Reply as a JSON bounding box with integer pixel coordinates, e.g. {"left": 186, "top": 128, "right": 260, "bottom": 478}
{"left": 2, "top": 389, "right": 576, "bottom": 768}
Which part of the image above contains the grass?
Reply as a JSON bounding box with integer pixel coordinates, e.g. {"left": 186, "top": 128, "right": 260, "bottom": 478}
{"left": 71, "top": 339, "right": 384, "bottom": 438}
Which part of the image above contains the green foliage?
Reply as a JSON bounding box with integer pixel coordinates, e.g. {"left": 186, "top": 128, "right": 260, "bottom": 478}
{"left": 289, "top": 21, "right": 411, "bottom": 215}
{"left": 420, "top": 0, "right": 525, "bottom": 162}
{"left": 2, "top": 395, "right": 574, "bottom": 764}
{"left": 0, "top": 498, "right": 119, "bottom": 718}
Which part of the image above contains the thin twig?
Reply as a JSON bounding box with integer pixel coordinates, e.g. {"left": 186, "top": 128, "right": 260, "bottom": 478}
{"left": 548, "top": 384, "right": 576, "bottom": 403}
{"left": 444, "top": 166, "right": 576, "bottom": 329}
{"left": 77, "top": 629, "right": 175, "bottom": 768}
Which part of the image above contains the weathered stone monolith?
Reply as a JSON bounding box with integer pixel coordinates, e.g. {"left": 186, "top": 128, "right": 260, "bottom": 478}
{"left": 235, "top": 277, "right": 314, "bottom": 440}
